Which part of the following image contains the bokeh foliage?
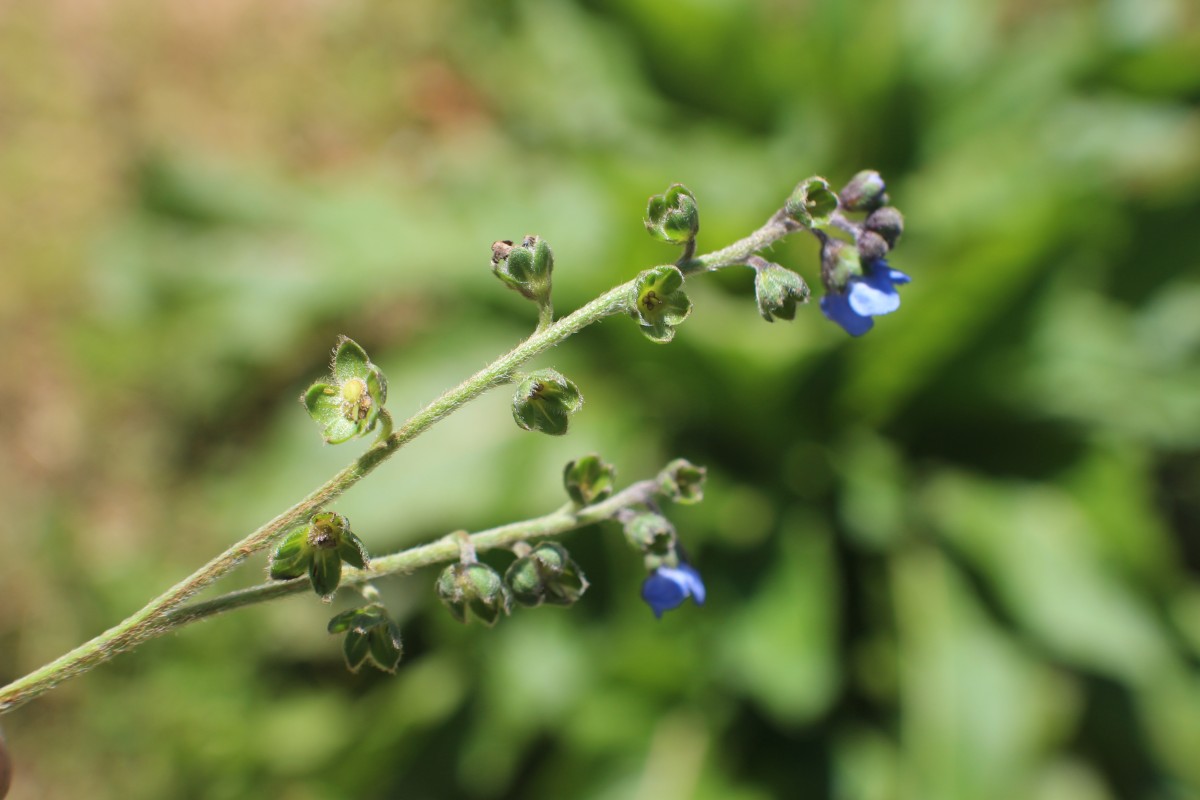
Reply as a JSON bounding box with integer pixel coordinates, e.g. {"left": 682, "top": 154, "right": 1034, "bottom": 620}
{"left": 1, "top": 0, "right": 1199, "bottom": 798}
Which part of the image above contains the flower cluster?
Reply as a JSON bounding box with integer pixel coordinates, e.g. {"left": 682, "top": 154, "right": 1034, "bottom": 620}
{"left": 815, "top": 171, "right": 911, "bottom": 336}
{"left": 269, "top": 511, "right": 369, "bottom": 600}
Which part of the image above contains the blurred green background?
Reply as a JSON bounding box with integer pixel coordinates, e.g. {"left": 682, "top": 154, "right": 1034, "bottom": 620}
{"left": 1, "top": 0, "right": 1199, "bottom": 798}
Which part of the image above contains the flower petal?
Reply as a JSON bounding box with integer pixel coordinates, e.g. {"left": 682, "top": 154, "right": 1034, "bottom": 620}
{"left": 847, "top": 273, "right": 901, "bottom": 316}
{"left": 820, "top": 293, "right": 875, "bottom": 337}
{"left": 678, "top": 564, "right": 706, "bottom": 606}
{"left": 641, "top": 570, "right": 689, "bottom": 618}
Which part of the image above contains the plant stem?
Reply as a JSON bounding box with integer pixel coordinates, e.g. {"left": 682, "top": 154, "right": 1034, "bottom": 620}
{"left": 166, "top": 479, "right": 660, "bottom": 628}
{"left": 0, "top": 204, "right": 802, "bottom": 715}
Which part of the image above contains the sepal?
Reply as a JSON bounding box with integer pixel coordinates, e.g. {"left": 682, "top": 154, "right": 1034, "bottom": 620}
{"left": 630, "top": 265, "right": 691, "bottom": 343}
{"left": 491, "top": 235, "right": 554, "bottom": 306}
{"left": 267, "top": 511, "right": 369, "bottom": 599}
{"left": 303, "top": 337, "right": 389, "bottom": 444}
{"left": 309, "top": 550, "right": 342, "bottom": 600}
{"left": 644, "top": 183, "right": 699, "bottom": 245}
{"left": 504, "top": 542, "right": 588, "bottom": 608}
{"left": 785, "top": 176, "right": 838, "bottom": 229}
{"left": 563, "top": 454, "right": 617, "bottom": 506}
{"left": 751, "top": 259, "right": 809, "bottom": 322}
{"left": 623, "top": 511, "right": 675, "bottom": 556}
{"left": 269, "top": 525, "right": 312, "bottom": 580}
{"left": 327, "top": 604, "right": 403, "bottom": 673}
{"left": 512, "top": 369, "right": 584, "bottom": 436}
{"left": 436, "top": 562, "right": 512, "bottom": 626}
{"left": 657, "top": 459, "right": 706, "bottom": 504}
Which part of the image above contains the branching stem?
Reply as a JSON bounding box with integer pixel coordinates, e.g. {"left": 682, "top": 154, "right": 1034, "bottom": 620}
{"left": 0, "top": 203, "right": 807, "bottom": 715}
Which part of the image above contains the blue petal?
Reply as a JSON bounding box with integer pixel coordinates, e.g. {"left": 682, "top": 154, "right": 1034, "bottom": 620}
{"left": 678, "top": 564, "right": 706, "bottom": 606}
{"left": 820, "top": 292, "right": 875, "bottom": 337}
{"left": 847, "top": 272, "right": 901, "bottom": 316}
{"left": 642, "top": 570, "right": 688, "bottom": 618}
{"left": 887, "top": 268, "right": 911, "bottom": 285}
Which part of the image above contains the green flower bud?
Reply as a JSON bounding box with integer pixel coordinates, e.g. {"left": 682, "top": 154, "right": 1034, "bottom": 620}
{"left": 491, "top": 235, "right": 554, "bottom": 306}
{"left": 624, "top": 511, "right": 675, "bottom": 556}
{"left": 864, "top": 206, "right": 904, "bottom": 249}
{"left": 820, "top": 237, "right": 864, "bottom": 293}
{"left": 657, "top": 458, "right": 707, "bottom": 504}
{"left": 328, "top": 604, "right": 403, "bottom": 673}
{"left": 504, "top": 542, "right": 589, "bottom": 608}
{"left": 563, "top": 454, "right": 617, "bottom": 506}
{"left": 268, "top": 511, "right": 369, "bottom": 600}
{"left": 630, "top": 265, "right": 692, "bottom": 343}
{"left": 785, "top": 176, "right": 838, "bottom": 229}
{"left": 644, "top": 183, "right": 699, "bottom": 245}
{"left": 303, "top": 337, "right": 389, "bottom": 445}
{"left": 839, "top": 170, "right": 888, "bottom": 212}
{"left": 436, "top": 562, "right": 512, "bottom": 626}
{"left": 512, "top": 369, "right": 584, "bottom": 436}
{"left": 268, "top": 525, "right": 312, "bottom": 581}
{"left": 750, "top": 257, "right": 809, "bottom": 322}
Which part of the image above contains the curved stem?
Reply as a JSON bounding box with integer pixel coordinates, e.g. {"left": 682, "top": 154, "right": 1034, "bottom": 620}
{"left": 0, "top": 203, "right": 804, "bottom": 715}
{"left": 167, "top": 479, "right": 660, "bottom": 629}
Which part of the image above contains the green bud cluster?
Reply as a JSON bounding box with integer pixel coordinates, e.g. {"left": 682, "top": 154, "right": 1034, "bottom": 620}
{"left": 303, "top": 337, "right": 389, "bottom": 445}
{"left": 512, "top": 369, "right": 584, "bottom": 436}
{"left": 491, "top": 235, "right": 554, "bottom": 308}
{"left": 835, "top": 171, "right": 905, "bottom": 267}
{"left": 563, "top": 454, "right": 617, "bottom": 506}
{"left": 504, "top": 542, "right": 588, "bottom": 608}
{"left": 327, "top": 603, "right": 403, "bottom": 673}
{"left": 623, "top": 511, "right": 676, "bottom": 557}
{"left": 749, "top": 256, "right": 810, "bottom": 322}
{"left": 644, "top": 183, "right": 699, "bottom": 245}
{"left": 436, "top": 562, "right": 511, "bottom": 626}
{"left": 269, "top": 511, "right": 369, "bottom": 600}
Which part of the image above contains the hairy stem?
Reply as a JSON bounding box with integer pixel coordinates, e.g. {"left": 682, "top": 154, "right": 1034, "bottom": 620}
{"left": 167, "top": 479, "right": 660, "bottom": 628}
{"left": 0, "top": 203, "right": 803, "bottom": 715}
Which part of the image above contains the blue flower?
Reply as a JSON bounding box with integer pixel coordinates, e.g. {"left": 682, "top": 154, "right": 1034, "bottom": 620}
{"left": 641, "top": 564, "right": 706, "bottom": 618}
{"left": 820, "top": 260, "right": 911, "bottom": 336}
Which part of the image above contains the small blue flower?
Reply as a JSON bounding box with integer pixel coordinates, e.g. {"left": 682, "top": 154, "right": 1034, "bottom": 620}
{"left": 820, "top": 260, "right": 911, "bottom": 336}
{"left": 641, "top": 564, "right": 706, "bottom": 618}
